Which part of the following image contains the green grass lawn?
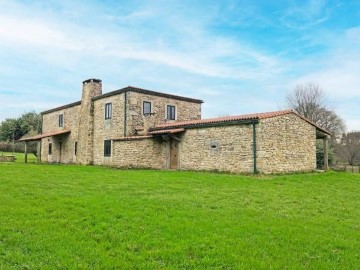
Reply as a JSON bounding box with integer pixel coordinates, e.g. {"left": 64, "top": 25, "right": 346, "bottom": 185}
{"left": 0, "top": 163, "right": 359, "bottom": 269}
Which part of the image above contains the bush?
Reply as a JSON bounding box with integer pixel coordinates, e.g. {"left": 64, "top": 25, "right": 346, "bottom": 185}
{"left": 0, "top": 141, "right": 38, "bottom": 154}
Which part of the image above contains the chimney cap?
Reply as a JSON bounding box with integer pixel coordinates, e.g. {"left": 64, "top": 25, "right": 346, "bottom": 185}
{"left": 82, "top": 78, "right": 102, "bottom": 84}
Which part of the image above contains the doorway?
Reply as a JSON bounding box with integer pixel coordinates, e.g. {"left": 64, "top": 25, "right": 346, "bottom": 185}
{"left": 169, "top": 138, "right": 179, "bottom": 169}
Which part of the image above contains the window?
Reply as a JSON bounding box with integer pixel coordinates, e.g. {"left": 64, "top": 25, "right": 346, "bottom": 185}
{"left": 48, "top": 143, "right": 52, "bottom": 155}
{"left": 143, "top": 101, "right": 152, "bottom": 115}
{"left": 74, "top": 142, "right": 77, "bottom": 156}
{"left": 58, "top": 114, "right": 63, "bottom": 127}
{"left": 104, "top": 140, "right": 111, "bottom": 157}
{"left": 166, "top": 105, "right": 176, "bottom": 120}
{"left": 105, "top": 103, "right": 112, "bottom": 120}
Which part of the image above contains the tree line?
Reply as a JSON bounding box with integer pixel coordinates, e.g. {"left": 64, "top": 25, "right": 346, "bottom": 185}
{"left": 286, "top": 82, "right": 359, "bottom": 167}
{"left": 0, "top": 112, "right": 42, "bottom": 153}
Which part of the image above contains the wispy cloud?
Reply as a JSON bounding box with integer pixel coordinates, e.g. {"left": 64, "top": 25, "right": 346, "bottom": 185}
{"left": 0, "top": 0, "right": 359, "bottom": 131}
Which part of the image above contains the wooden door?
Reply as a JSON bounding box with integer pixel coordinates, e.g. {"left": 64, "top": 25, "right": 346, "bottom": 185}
{"left": 170, "top": 139, "right": 179, "bottom": 169}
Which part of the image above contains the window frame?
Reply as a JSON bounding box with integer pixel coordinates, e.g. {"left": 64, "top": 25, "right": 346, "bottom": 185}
{"left": 104, "top": 140, "right": 111, "bottom": 157}
{"left": 143, "top": 101, "right": 152, "bottom": 115}
{"left": 58, "top": 114, "right": 64, "bottom": 127}
{"left": 105, "top": 103, "right": 112, "bottom": 120}
{"left": 166, "top": 105, "right": 176, "bottom": 120}
{"left": 74, "top": 142, "right": 77, "bottom": 156}
{"left": 48, "top": 143, "right": 52, "bottom": 155}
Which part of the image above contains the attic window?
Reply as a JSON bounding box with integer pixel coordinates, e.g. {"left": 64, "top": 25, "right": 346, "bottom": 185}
{"left": 58, "top": 114, "right": 63, "bottom": 127}
{"left": 143, "top": 101, "right": 152, "bottom": 115}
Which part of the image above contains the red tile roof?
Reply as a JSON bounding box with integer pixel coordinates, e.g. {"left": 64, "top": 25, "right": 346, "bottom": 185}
{"left": 150, "top": 109, "right": 332, "bottom": 135}
{"left": 152, "top": 110, "right": 292, "bottom": 129}
{"left": 18, "top": 129, "right": 71, "bottom": 141}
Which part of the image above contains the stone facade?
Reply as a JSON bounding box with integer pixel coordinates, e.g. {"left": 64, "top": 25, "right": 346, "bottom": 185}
{"left": 257, "top": 113, "right": 316, "bottom": 173}
{"left": 41, "top": 104, "right": 80, "bottom": 163}
{"left": 112, "top": 137, "right": 167, "bottom": 169}
{"left": 126, "top": 91, "right": 201, "bottom": 136}
{"left": 179, "top": 125, "right": 254, "bottom": 173}
{"left": 39, "top": 79, "right": 203, "bottom": 166}
{"left": 32, "top": 78, "right": 328, "bottom": 174}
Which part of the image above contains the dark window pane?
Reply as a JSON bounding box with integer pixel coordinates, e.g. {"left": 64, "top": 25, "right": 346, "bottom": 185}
{"left": 167, "top": 105, "right": 176, "bottom": 120}
{"left": 49, "top": 143, "right": 52, "bottom": 155}
{"left": 143, "top": 101, "right": 151, "bottom": 114}
{"left": 75, "top": 142, "right": 77, "bottom": 156}
{"left": 105, "top": 103, "right": 112, "bottom": 119}
{"left": 58, "top": 114, "right": 63, "bottom": 127}
{"left": 104, "top": 140, "right": 111, "bottom": 157}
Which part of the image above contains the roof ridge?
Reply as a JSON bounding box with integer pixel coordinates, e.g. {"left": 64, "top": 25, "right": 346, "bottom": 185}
{"left": 152, "top": 109, "right": 294, "bottom": 130}
{"left": 93, "top": 85, "right": 203, "bottom": 103}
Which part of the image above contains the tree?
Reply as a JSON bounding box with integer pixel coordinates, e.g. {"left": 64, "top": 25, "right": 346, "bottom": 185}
{"left": 286, "top": 83, "right": 345, "bottom": 135}
{"left": 336, "top": 132, "right": 360, "bottom": 165}
{"left": 0, "top": 111, "right": 42, "bottom": 141}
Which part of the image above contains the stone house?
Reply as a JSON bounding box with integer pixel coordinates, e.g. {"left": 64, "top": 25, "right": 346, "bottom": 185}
{"left": 21, "top": 78, "right": 331, "bottom": 174}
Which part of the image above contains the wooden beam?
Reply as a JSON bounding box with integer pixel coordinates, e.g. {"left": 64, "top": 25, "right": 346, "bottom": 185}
{"left": 323, "top": 136, "right": 329, "bottom": 170}
{"left": 37, "top": 141, "right": 41, "bottom": 163}
{"left": 24, "top": 142, "right": 28, "bottom": 163}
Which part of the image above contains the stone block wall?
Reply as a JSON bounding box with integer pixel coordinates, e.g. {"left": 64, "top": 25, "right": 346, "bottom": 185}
{"left": 256, "top": 113, "right": 316, "bottom": 173}
{"left": 77, "top": 79, "right": 102, "bottom": 164}
{"left": 92, "top": 94, "right": 126, "bottom": 165}
{"left": 179, "top": 125, "right": 254, "bottom": 173}
{"left": 126, "top": 91, "right": 201, "bottom": 135}
{"left": 41, "top": 105, "right": 80, "bottom": 163}
{"left": 111, "top": 137, "right": 167, "bottom": 169}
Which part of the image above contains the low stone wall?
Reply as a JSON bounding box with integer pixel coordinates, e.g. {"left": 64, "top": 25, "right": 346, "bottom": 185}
{"left": 179, "top": 125, "right": 254, "bottom": 173}
{"left": 0, "top": 155, "right": 16, "bottom": 162}
{"left": 112, "top": 137, "right": 167, "bottom": 169}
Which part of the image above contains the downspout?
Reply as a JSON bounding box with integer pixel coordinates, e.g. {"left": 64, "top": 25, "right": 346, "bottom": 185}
{"left": 124, "top": 91, "right": 128, "bottom": 137}
{"left": 252, "top": 120, "right": 258, "bottom": 174}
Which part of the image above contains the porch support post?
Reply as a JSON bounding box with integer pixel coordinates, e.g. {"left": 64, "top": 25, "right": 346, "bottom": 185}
{"left": 24, "top": 141, "right": 28, "bottom": 163}
{"left": 37, "top": 141, "right": 41, "bottom": 163}
{"left": 323, "top": 136, "right": 328, "bottom": 170}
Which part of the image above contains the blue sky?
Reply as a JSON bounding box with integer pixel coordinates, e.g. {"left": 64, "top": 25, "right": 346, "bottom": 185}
{"left": 0, "top": 0, "right": 359, "bottom": 131}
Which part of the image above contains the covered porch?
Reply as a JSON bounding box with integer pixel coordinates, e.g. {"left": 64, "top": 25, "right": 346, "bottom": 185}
{"left": 18, "top": 130, "right": 71, "bottom": 163}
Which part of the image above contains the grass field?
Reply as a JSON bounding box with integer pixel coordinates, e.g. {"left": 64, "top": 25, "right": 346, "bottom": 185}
{"left": 0, "top": 161, "right": 359, "bottom": 269}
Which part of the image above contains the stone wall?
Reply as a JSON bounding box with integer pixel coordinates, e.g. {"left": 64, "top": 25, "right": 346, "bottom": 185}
{"left": 41, "top": 104, "right": 80, "bottom": 163}
{"left": 126, "top": 91, "right": 202, "bottom": 135}
{"left": 179, "top": 125, "right": 254, "bottom": 173}
{"left": 111, "top": 137, "right": 167, "bottom": 169}
{"left": 77, "top": 79, "right": 102, "bottom": 165}
{"left": 256, "top": 113, "right": 316, "bottom": 173}
{"left": 92, "top": 94, "right": 126, "bottom": 165}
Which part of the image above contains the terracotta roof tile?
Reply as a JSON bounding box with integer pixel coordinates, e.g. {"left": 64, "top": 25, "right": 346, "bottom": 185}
{"left": 152, "top": 110, "right": 293, "bottom": 130}
{"left": 19, "top": 129, "right": 71, "bottom": 141}
{"left": 150, "top": 109, "right": 332, "bottom": 136}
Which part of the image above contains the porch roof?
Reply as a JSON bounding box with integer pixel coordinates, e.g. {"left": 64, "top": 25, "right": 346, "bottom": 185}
{"left": 18, "top": 129, "right": 71, "bottom": 142}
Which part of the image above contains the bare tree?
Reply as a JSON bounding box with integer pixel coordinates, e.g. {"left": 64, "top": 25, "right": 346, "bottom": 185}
{"left": 336, "top": 132, "right": 360, "bottom": 165}
{"left": 286, "top": 82, "right": 345, "bottom": 135}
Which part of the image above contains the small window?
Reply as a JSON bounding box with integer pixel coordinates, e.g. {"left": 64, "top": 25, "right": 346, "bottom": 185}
{"left": 105, "top": 103, "right": 112, "bottom": 120}
{"left": 104, "top": 140, "right": 111, "bottom": 157}
{"left": 166, "top": 105, "right": 176, "bottom": 120}
{"left": 143, "top": 101, "right": 152, "bottom": 115}
{"left": 74, "top": 142, "right": 77, "bottom": 156}
{"left": 48, "top": 143, "right": 52, "bottom": 155}
{"left": 58, "top": 114, "right": 63, "bottom": 127}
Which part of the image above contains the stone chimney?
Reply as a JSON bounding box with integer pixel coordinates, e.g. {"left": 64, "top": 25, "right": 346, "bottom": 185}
{"left": 77, "top": 78, "right": 102, "bottom": 165}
